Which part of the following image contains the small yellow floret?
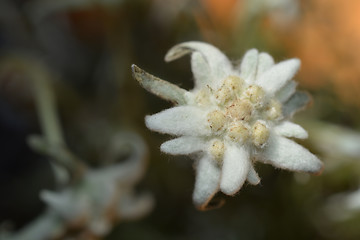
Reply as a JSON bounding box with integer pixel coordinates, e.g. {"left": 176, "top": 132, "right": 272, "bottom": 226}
{"left": 223, "top": 75, "right": 244, "bottom": 92}
{"left": 266, "top": 99, "right": 282, "bottom": 120}
{"left": 215, "top": 86, "right": 232, "bottom": 105}
{"left": 207, "top": 110, "right": 227, "bottom": 132}
{"left": 251, "top": 121, "right": 270, "bottom": 148}
{"left": 195, "top": 89, "right": 211, "bottom": 106}
{"left": 244, "top": 85, "right": 265, "bottom": 105}
{"left": 209, "top": 139, "right": 225, "bottom": 163}
{"left": 227, "top": 121, "right": 249, "bottom": 143}
{"left": 226, "top": 99, "right": 253, "bottom": 121}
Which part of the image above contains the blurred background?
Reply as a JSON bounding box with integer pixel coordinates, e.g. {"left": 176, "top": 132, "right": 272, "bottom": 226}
{"left": 1, "top": 0, "right": 360, "bottom": 239}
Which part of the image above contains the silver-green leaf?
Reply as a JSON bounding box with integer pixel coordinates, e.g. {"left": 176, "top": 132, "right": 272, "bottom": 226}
{"left": 132, "top": 64, "right": 188, "bottom": 105}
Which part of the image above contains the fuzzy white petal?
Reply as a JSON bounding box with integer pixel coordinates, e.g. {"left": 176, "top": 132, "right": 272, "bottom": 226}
{"left": 274, "top": 121, "right": 308, "bottom": 139}
{"left": 220, "top": 145, "right": 250, "bottom": 195}
{"left": 160, "top": 136, "right": 206, "bottom": 155}
{"left": 282, "top": 91, "right": 310, "bottom": 117}
{"left": 256, "top": 59, "right": 300, "bottom": 95}
{"left": 193, "top": 154, "right": 221, "bottom": 210}
{"left": 239, "top": 49, "right": 259, "bottom": 83}
{"left": 257, "top": 52, "right": 274, "bottom": 77}
{"left": 247, "top": 164, "right": 261, "bottom": 185}
{"left": 145, "top": 106, "right": 211, "bottom": 136}
{"left": 276, "top": 80, "right": 297, "bottom": 103}
{"left": 260, "top": 134, "right": 323, "bottom": 173}
{"left": 191, "top": 52, "right": 212, "bottom": 89}
{"left": 165, "top": 41, "right": 233, "bottom": 88}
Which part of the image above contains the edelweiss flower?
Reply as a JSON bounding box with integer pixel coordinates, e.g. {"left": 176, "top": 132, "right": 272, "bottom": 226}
{"left": 132, "top": 41, "right": 323, "bottom": 210}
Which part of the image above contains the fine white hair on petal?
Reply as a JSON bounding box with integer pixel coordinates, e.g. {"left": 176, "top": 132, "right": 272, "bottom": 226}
{"left": 282, "top": 91, "right": 311, "bottom": 118}
{"left": 239, "top": 49, "right": 259, "bottom": 84}
{"left": 220, "top": 144, "right": 250, "bottom": 195}
{"left": 193, "top": 154, "right": 221, "bottom": 210}
{"left": 145, "top": 106, "right": 211, "bottom": 136}
{"left": 247, "top": 164, "right": 261, "bottom": 185}
{"left": 274, "top": 121, "right": 308, "bottom": 139}
{"left": 256, "top": 58, "right": 300, "bottom": 95}
{"left": 256, "top": 52, "right": 274, "bottom": 77}
{"left": 160, "top": 136, "right": 206, "bottom": 155}
{"left": 191, "top": 52, "right": 212, "bottom": 89}
{"left": 260, "top": 134, "right": 323, "bottom": 174}
{"left": 276, "top": 80, "right": 297, "bottom": 103}
{"left": 165, "top": 41, "right": 233, "bottom": 88}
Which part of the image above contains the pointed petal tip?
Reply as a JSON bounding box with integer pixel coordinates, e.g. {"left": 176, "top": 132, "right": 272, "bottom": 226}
{"left": 132, "top": 66, "right": 188, "bottom": 105}
{"left": 248, "top": 175, "right": 261, "bottom": 185}
{"left": 144, "top": 115, "right": 154, "bottom": 130}
{"left": 131, "top": 64, "right": 145, "bottom": 83}
{"left": 165, "top": 42, "right": 195, "bottom": 62}
{"left": 309, "top": 161, "right": 324, "bottom": 176}
{"left": 194, "top": 198, "right": 225, "bottom": 211}
{"left": 221, "top": 186, "right": 241, "bottom": 196}
{"left": 262, "top": 135, "right": 323, "bottom": 174}
{"left": 131, "top": 64, "right": 140, "bottom": 74}
{"left": 256, "top": 57, "right": 301, "bottom": 94}
{"left": 247, "top": 48, "right": 259, "bottom": 54}
{"left": 285, "top": 58, "right": 301, "bottom": 73}
{"left": 193, "top": 154, "right": 222, "bottom": 210}
{"left": 253, "top": 179, "right": 261, "bottom": 185}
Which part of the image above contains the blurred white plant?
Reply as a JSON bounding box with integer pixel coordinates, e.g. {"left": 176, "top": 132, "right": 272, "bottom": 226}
{"left": 0, "top": 56, "right": 154, "bottom": 239}
{"left": 2, "top": 132, "right": 154, "bottom": 240}
{"left": 132, "top": 41, "right": 323, "bottom": 210}
{"left": 326, "top": 188, "right": 360, "bottom": 219}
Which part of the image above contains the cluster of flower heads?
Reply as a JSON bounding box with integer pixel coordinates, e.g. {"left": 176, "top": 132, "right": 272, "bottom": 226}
{"left": 133, "top": 41, "right": 323, "bottom": 210}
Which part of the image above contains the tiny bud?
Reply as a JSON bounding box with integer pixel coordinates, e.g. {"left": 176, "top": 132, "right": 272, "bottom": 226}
{"left": 244, "top": 85, "right": 265, "bottom": 105}
{"left": 227, "top": 121, "right": 249, "bottom": 143}
{"left": 266, "top": 99, "right": 282, "bottom": 120}
{"left": 215, "top": 86, "right": 232, "bottom": 105}
{"left": 226, "top": 99, "right": 253, "bottom": 121}
{"left": 207, "top": 110, "right": 227, "bottom": 132}
{"left": 209, "top": 139, "right": 225, "bottom": 163}
{"left": 195, "top": 89, "right": 211, "bottom": 106}
{"left": 223, "top": 75, "right": 244, "bottom": 92}
{"left": 251, "top": 121, "right": 270, "bottom": 148}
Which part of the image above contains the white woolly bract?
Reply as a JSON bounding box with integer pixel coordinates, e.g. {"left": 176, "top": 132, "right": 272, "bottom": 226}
{"left": 193, "top": 154, "right": 221, "bottom": 210}
{"left": 274, "top": 121, "right": 308, "bottom": 139}
{"left": 220, "top": 144, "right": 250, "bottom": 195}
{"left": 145, "top": 106, "right": 211, "bottom": 136}
{"left": 260, "top": 134, "right": 322, "bottom": 173}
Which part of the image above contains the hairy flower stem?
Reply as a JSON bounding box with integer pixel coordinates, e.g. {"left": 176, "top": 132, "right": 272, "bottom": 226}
{"left": 0, "top": 56, "right": 85, "bottom": 183}
{"left": 32, "top": 67, "right": 64, "bottom": 147}
{"left": 30, "top": 61, "right": 86, "bottom": 182}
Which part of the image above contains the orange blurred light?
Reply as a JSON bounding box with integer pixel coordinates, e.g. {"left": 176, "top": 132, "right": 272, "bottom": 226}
{"left": 275, "top": 0, "right": 360, "bottom": 107}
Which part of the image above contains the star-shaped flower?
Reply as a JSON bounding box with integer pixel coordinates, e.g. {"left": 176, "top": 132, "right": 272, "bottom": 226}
{"left": 132, "top": 41, "right": 323, "bottom": 210}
